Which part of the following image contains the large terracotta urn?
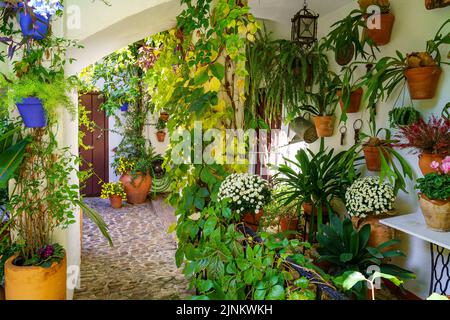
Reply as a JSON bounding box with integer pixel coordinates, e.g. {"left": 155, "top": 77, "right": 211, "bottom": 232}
{"left": 120, "top": 172, "right": 152, "bottom": 205}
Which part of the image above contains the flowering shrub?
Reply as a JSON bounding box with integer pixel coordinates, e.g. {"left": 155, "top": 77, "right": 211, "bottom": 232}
{"left": 395, "top": 116, "right": 450, "bottom": 155}
{"left": 14, "top": 243, "right": 65, "bottom": 268}
{"left": 26, "top": 0, "right": 63, "bottom": 19}
{"left": 218, "top": 173, "right": 271, "bottom": 215}
{"left": 345, "top": 177, "right": 395, "bottom": 218}
{"left": 101, "top": 182, "right": 126, "bottom": 199}
{"left": 115, "top": 158, "right": 136, "bottom": 175}
{"left": 416, "top": 157, "right": 450, "bottom": 201}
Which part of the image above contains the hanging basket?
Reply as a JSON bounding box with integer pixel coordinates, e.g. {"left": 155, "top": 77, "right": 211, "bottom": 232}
{"left": 16, "top": 97, "right": 48, "bottom": 128}
{"left": 18, "top": 10, "right": 50, "bottom": 40}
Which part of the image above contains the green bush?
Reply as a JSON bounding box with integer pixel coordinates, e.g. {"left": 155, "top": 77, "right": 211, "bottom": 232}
{"left": 416, "top": 173, "right": 450, "bottom": 201}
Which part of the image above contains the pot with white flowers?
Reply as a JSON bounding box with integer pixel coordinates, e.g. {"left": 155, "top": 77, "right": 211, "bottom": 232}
{"left": 346, "top": 177, "right": 397, "bottom": 248}
{"left": 415, "top": 158, "right": 450, "bottom": 232}
{"left": 218, "top": 173, "right": 271, "bottom": 232}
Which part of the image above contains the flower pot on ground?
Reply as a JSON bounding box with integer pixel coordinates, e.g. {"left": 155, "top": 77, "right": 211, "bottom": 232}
{"left": 120, "top": 172, "right": 152, "bottom": 205}
{"left": 280, "top": 216, "right": 299, "bottom": 233}
{"left": 346, "top": 177, "right": 397, "bottom": 248}
{"left": 16, "top": 97, "right": 48, "bottom": 128}
{"left": 419, "top": 153, "right": 445, "bottom": 175}
{"left": 101, "top": 182, "right": 126, "bottom": 208}
{"left": 337, "top": 88, "right": 363, "bottom": 114}
{"left": 313, "top": 116, "right": 335, "bottom": 137}
{"left": 217, "top": 173, "right": 271, "bottom": 232}
{"left": 5, "top": 246, "right": 67, "bottom": 300}
{"left": 156, "top": 131, "right": 166, "bottom": 142}
{"left": 405, "top": 66, "right": 442, "bottom": 100}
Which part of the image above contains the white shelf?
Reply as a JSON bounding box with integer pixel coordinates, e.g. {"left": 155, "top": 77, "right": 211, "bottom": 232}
{"left": 380, "top": 213, "right": 450, "bottom": 250}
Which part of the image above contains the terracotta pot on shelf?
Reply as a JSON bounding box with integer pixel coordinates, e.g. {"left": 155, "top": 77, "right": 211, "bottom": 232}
{"left": 242, "top": 210, "right": 264, "bottom": 232}
{"left": 405, "top": 66, "right": 442, "bottom": 100}
{"left": 418, "top": 153, "right": 444, "bottom": 176}
{"left": 419, "top": 194, "right": 450, "bottom": 232}
{"left": 159, "top": 112, "right": 170, "bottom": 122}
{"left": 337, "top": 88, "right": 363, "bottom": 114}
{"left": 365, "top": 12, "right": 395, "bottom": 46}
{"left": 363, "top": 146, "right": 389, "bottom": 172}
{"left": 5, "top": 254, "right": 67, "bottom": 300}
{"left": 109, "top": 195, "right": 123, "bottom": 209}
{"left": 156, "top": 131, "right": 166, "bottom": 143}
{"left": 352, "top": 215, "right": 396, "bottom": 249}
{"left": 120, "top": 172, "right": 152, "bottom": 205}
{"left": 313, "top": 116, "right": 335, "bottom": 138}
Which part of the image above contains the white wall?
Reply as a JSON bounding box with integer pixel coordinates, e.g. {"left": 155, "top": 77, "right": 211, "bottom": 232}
{"left": 265, "top": 0, "right": 450, "bottom": 298}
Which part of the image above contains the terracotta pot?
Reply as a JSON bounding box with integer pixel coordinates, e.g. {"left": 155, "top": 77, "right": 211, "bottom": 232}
{"left": 363, "top": 146, "right": 389, "bottom": 172}
{"left": 109, "top": 195, "right": 123, "bottom": 209}
{"left": 156, "top": 131, "right": 166, "bottom": 143}
{"left": 302, "top": 203, "right": 329, "bottom": 216}
{"left": 242, "top": 210, "right": 263, "bottom": 232}
{"left": 405, "top": 66, "right": 442, "bottom": 100}
{"left": 280, "top": 217, "right": 299, "bottom": 233}
{"left": 5, "top": 254, "right": 67, "bottom": 300}
{"left": 159, "top": 112, "right": 169, "bottom": 122}
{"left": 313, "top": 116, "right": 335, "bottom": 138}
{"left": 366, "top": 12, "right": 395, "bottom": 46}
{"left": 352, "top": 216, "right": 396, "bottom": 249}
{"left": 419, "top": 194, "right": 450, "bottom": 232}
{"left": 335, "top": 42, "right": 355, "bottom": 66}
{"left": 418, "top": 153, "right": 444, "bottom": 176}
{"left": 120, "top": 172, "right": 152, "bottom": 205}
{"left": 338, "top": 88, "right": 363, "bottom": 114}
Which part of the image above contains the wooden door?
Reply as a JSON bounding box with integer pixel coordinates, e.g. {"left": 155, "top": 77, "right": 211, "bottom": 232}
{"left": 79, "top": 93, "right": 109, "bottom": 197}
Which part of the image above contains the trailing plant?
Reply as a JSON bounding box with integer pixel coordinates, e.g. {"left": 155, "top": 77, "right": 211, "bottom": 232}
{"left": 416, "top": 157, "right": 450, "bottom": 200}
{"left": 345, "top": 176, "right": 395, "bottom": 218}
{"left": 395, "top": 115, "right": 450, "bottom": 156}
{"left": 100, "top": 182, "right": 126, "bottom": 199}
{"left": 317, "top": 215, "right": 415, "bottom": 299}
{"left": 388, "top": 106, "right": 421, "bottom": 127}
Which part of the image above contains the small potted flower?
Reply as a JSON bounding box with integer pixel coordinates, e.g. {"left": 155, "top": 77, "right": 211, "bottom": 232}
{"left": 155, "top": 118, "right": 166, "bottom": 143}
{"left": 218, "top": 173, "right": 271, "bottom": 231}
{"left": 416, "top": 158, "right": 450, "bottom": 232}
{"left": 346, "top": 177, "right": 396, "bottom": 248}
{"left": 101, "top": 182, "right": 126, "bottom": 209}
{"left": 396, "top": 116, "right": 450, "bottom": 175}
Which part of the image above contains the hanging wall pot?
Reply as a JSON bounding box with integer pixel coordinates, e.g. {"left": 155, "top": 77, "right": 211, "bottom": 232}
{"left": 120, "top": 103, "right": 129, "bottom": 112}
{"left": 425, "top": 0, "right": 450, "bottom": 10}
{"left": 337, "top": 88, "right": 363, "bottom": 114}
{"left": 18, "top": 7, "right": 50, "bottom": 40}
{"left": 16, "top": 97, "right": 48, "bottom": 128}
{"left": 405, "top": 66, "right": 442, "bottom": 100}
{"left": 335, "top": 42, "right": 355, "bottom": 66}
{"left": 365, "top": 12, "right": 395, "bottom": 46}
{"left": 313, "top": 115, "right": 335, "bottom": 138}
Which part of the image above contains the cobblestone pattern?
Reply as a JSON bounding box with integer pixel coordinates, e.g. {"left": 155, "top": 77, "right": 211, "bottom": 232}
{"left": 74, "top": 198, "right": 190, "bottom": 300}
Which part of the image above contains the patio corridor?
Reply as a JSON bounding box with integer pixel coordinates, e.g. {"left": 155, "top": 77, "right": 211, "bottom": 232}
{"left": 74, "top": 198, "right": 190, "bottom": 300}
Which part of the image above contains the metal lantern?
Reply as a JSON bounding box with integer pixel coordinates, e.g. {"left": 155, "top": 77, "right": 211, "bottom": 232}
{"left": 291, "top": 0, "right": 319, "bottom": 46}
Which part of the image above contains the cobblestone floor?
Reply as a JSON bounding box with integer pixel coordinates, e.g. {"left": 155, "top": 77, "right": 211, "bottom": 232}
{"left": 74, "top": 197, "right": 190, "bottom": 300}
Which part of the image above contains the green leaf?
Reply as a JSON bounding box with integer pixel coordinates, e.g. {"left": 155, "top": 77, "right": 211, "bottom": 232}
{"left": 194, "top": 197, "right": 205, "bottom": 210}
{"left": 203, "top": 216, "right": 217, "bottom": 236}
{"left": 342, "top": 271, "right": 367, "bottom": 291}
{"left": 340, "top": 253, "right": 354, "bottom": 263}
{"left": 266, "top": 285, "right": 285, "bottom": 300}
{"left": 210, "top": 63, "right": 225, "bottom": 80}
{"left": 370, "top": 272, "right": 403, "bottom": 287}
{"left": 0, "top": 139, "right": 29, "bottom": 188}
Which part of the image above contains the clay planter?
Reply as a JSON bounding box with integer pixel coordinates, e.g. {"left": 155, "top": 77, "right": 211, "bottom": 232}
{"left": 419, "top": 194, "right": 450, "bottom": 232}
{"left": 242, "top": 210, "right": 263, "bottom": 232}
{"left": 366, "top": 12, "right": 395, "bottom": 46}
{"left": 337, "top": 88, "right": 363, "bottom": 114}
{"left": 363, "top": 146, "right": 389, "bottom": 172}
{"left": 335, "top": 42, "right": 355, "bottom": 66}
{"left": 5, "top": 254, "right": 67, "bottom": 300}
{"left": 280, "top": 217, "right": 299, "bottom": 233}
{"left": 156, "top": 131, "right": 166, "bottom": 143}
{"left": 109, "top": 195, "right": 123, "bottom": 209}
{"left": 159, "top": 112, "right": 169, "bottom": 122}
{"left": 419, "top": 153, "right": 444, "bottom": 176}
{"left": 313, "top": 116, "right": 335, "bottom": 138}
{"left": 405, "top": 66, "right": 442, "bottom": 100}
{"left": 352, "top": 216, "right": 396, "bottom": 249}
{"left": 120, "top": 172, "right": 152, "bottom": 205}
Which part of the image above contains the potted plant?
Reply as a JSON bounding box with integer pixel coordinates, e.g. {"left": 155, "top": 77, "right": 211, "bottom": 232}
{"left": 358, "top": 0, "right": 395, "bottom": 46}
{"left": 159, "top": 110, "right": 169, "bottom": 122}
{"left": 324, "top": 9, "right": 378, "bottom": 66}
{"left": 274, "top": 147, "right": 360, "bottom": 242}
{"left": 217, "top": 173, "right": 271, "bottom": 232}
{"left": 337, "top": 66, "right": 364, "bottom": 122}
{"left": 101, "top": 182, "right": 126, "bottom": 209}
{"left": 415, "top": 158, "right": 450, "bottom": 232}
{"left": 346, "top": 177, "right": 397, "bottom": 248}
{"left": 395, "top": 116, "right": 450, "bottom": 175}
{"left": 266, "top": 185, "right": 299, "bottom": 237}
{"left": 115, "top": 157, "right": 153, "bottom": 205}
{"left": 17, "top": 1, "right": 63, "bottom": 40}
{"left": 155, "top": 118, "right": 167, "bottom": 142}
{"left": 388, "top": 106, "right": 421, "bottom": 128}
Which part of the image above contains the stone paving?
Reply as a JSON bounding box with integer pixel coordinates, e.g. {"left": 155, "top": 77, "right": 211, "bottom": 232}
{"left": 74, "top": 197, "right": 190, "bottom": 300}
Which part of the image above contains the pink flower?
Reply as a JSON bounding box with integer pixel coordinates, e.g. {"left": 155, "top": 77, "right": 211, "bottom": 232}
{"left": 430, "top": 161, "right": 440, "bottom": 170}
{"left": 441, "top": 161, "right": 450, "bottom": 174}
{"left": 443, "top": 156, "right": 450, "bottom": 165}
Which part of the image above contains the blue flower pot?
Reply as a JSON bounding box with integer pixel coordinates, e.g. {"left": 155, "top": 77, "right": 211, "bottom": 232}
{"left": 121, "top": 103, "right": 129, "bottom": 112}
{"left": 18, "top": 10, "right": 50, "bottom": 40}
{"left": 16, "top": 97, "right": 48, "bottom": 128}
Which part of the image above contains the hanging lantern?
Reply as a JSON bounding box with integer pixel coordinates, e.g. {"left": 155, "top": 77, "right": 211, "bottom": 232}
{"left": 291, "top": 0, "right": 319, "bottom": 46}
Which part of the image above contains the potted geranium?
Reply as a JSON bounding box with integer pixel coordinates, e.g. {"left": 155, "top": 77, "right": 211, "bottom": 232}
{"left": 217, "top": 173, "right": 271, "bottom": 232}
{"left": 416, "top": 158, "right": 450, "bottom": 232}
{"left": 346, "top": 177, "right": 397, "bottom": 248}
{"left": 395, "top": 115, "right": 450, "bottom": 175}
{"left": 358, "top": 0, "right": 395, "bottom": 46}
{"left": 101, "top": 182, "right": 126, "bottom": 209}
